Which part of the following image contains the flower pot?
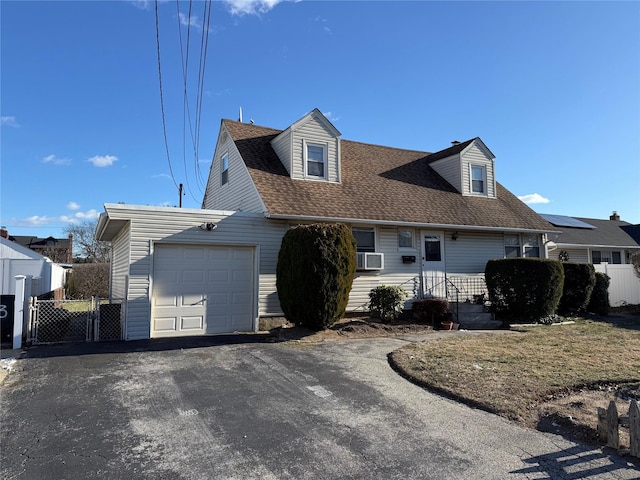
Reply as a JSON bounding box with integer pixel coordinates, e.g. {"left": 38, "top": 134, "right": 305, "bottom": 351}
{"left": 439, "top": 320, "right": 453, "bottom": 331}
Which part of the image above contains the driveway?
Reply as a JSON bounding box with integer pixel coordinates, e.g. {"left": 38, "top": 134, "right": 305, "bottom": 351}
{"left": 1, "top": 334, "right": 638, "bottom": 479}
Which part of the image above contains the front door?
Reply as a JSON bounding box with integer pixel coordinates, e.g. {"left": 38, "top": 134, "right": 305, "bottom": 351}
{"left": 421, "top": 231, "right": 446, "bottom": 298}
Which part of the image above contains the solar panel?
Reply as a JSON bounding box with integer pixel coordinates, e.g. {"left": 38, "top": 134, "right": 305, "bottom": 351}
{"left": 540, "top": 214, "right": 596, "bottom": 229}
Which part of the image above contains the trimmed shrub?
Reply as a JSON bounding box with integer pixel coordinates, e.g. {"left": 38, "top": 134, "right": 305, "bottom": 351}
{"left": 587, "top": 272, "right": 610, "bottom": 316}
{"left": 276, "top": 223, "right": 356, "bottom": 330}
{"left": 485, "top": 258, "right": 564, "bottom": 323}
{"left": 368, "top": 285, "right": 407, "bottom": 323}
{"left": 558, "top": 263, "right": 596, "bottom": 316}
{"left": 412, "top": 298, "right": 450, "bottom": 325}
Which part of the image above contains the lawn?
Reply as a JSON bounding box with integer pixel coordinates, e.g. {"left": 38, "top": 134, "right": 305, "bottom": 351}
{"left": 389, "top": 316, "right": 640, "bottom": 445}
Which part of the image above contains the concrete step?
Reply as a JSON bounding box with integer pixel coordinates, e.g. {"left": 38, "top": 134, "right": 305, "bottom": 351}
{"left": 450, "top": 302, "right": 501, "bottom": 330}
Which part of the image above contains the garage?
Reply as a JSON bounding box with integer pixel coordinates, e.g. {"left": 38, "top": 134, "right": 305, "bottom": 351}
{"left": 151, "top": 244, "right": 255, "bottom": 338}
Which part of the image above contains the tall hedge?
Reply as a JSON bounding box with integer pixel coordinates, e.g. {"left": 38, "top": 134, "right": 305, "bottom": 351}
{"left": 558, "top": 263, "right": 596, "bottom": 316}
{"left": 485, "top": 258, "right": 564, "bottom": 323}
{"left": 587, "top": 272, "right": 610, "bottom": 316}
{"left": 276, "top": 223, "right": 356, "bottom": 330}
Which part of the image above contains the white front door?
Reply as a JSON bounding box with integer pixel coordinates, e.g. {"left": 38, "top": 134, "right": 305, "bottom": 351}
{"left": 421, "top": 231, "right": 446, "bottom": 298}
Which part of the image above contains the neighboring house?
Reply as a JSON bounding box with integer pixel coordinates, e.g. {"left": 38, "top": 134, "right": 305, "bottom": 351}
{"left": 541, "top": 212, "right": 640, "bottom": 264}
{"left": 97, "top": 109, "right": 556, "bottom": 340}
{"left": 1, "top": 227, "right": 73, "bottom": 264}
{"left": 0, "top": 236, "right": 67, "bottom": 296}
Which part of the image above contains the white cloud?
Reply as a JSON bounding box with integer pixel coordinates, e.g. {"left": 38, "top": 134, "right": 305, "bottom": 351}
{"left": 11, "top": 209, "right": 101, "bottom": 228}
{"left": 88, "top": 154, "right": 118, "bottom": 167}
{"left": 323, "top": 111, "right": 341, "bottom": 122}
{"left": 153, "top": 173, "right": 172, "bottom": 179}
{"left": 223, "top": 0, "right": 288, "bottom": 16}
{"left": 43, "top": 154, "right": 71, "bottom": 166}
{"left": 59, "top": 209, "right": 101, "bottom": 224}
{"left": 178, "top": 12, "right": 203, "bottom": 29}
{"left": 67, "top": 201, "right": 80, "bottom": 211}
{"left": 518, "top": 193, "right": 551, "bottom": 205}
{"left": 1, "top": 116, "right": 19, "bottom": 128}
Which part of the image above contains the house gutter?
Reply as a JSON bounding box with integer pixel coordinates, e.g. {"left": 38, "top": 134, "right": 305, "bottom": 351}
{"left": 555, "top": 242, "right": 640, "bottom": 249}
{"left": 264, "top": 213, "right": 558, "bottom": 235}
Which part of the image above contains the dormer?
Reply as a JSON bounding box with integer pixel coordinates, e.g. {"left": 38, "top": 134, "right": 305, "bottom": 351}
{"left": 270, "top": 108, "right": 342, "bottom": 183}
{"left": 428, "top": 137, "right": 496, "bottom": 198}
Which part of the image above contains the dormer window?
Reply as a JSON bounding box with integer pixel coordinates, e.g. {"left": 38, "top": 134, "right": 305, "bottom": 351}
{"left": 471, "top": 165, "right": 485, "bottom": 194}
{"left": 305, "top": 142, "right": 326, "bottom": 179}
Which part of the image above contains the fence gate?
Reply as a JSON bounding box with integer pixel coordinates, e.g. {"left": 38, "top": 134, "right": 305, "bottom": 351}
{"left": 28, "top": 298, "right": 125, "bottom": 345}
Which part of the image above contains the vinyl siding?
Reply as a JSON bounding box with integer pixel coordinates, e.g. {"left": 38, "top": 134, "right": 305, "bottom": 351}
{"left": 430, "top": 154, "right": 462, "bottom": 193}
{"left": 103, "top": 205, "right": 287, "bottom": 339}
{"left": 291, "top": 116, "right": 340, "bottom": 182}
{"left": 270, "top": 129, "right": 292, "bottom": 175}
{"left": 461, "top": 143, "right": 496, "bottom": 198}
{"left": 203, "top": 127, "right": 265, "bottom": 213}
{"left": 547, "top": 247, "right": 590, "bottom": 264}
{"left": 443, "top": 231, "right": 505, "bottom": 273}
{"left": 110, "top": 222, "right": 131, "bottom": 299}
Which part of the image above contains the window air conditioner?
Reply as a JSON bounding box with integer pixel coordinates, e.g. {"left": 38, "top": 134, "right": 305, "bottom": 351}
{"left": 356, "top": 252, "right": 384, "bottom": 270}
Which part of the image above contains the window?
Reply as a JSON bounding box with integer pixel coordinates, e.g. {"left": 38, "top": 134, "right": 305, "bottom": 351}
{"left": 221, "top": 154, "right": 229, "bottom": 185}
{"left": 352, "top": 227, "right": 375, "bottom": 252}
{"left": 398, "top": 229, "right": 414, "bottom": 249}
{"left": 306, "top": 143, "right": 325, "bottom": 178}
{"left": 471, "top": 165, "right": 485, "bottom": 194}
{"left": 504, "top": 234, "right": 521, "bottom": 258}
{"left": 523, "top": 235, "right": 540, "bottom": 258}
{"left": 592, "top": 250, "right": 622, "bottom": 264}
{"left": 424, "top": 235, "right": 442, "bottom": 262}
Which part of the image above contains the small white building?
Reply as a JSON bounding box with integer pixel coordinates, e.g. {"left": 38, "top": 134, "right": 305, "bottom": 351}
{"left": 0, "top": 236, "right": 67, "bottom": 296}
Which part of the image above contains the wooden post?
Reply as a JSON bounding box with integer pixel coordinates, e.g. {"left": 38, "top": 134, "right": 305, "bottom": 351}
{"left": 606, "top": 401, "right": 619, "bottom": 449}
{"left": 597, "top": 406, "right": 608, "bottom": 443}
{"left": 630, "top": 401, "right": 640, "bottom": 458}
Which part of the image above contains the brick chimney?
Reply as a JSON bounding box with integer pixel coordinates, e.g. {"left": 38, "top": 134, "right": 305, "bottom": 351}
{"left": 0, "top": 226, "right": 8, "bottom": 239}
{"left": 610, "top": 211, "right": 620, "bottom": 221}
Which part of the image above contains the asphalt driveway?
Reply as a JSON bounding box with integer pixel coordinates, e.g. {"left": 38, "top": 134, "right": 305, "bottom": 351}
{"left": 1, "top": 333, "right": 638, "bottom": 479}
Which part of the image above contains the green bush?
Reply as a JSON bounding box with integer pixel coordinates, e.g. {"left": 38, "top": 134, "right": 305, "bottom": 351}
{"left": 368, "top": 285, "right": 408, "bottom": 323}
{"left": 411, "top": 298, "right": 450, "bottom": 325}
{"left": 485, "top": 258, "right": 564, "bottom": 323}
{"left": 276, "top": 223, "right": 356, "bottom": 330}
{"left": 587, "top": 272, "right": 610, "bottom": 315}
{"left": 558, "top": 263, "right": 596, "bottom": 316}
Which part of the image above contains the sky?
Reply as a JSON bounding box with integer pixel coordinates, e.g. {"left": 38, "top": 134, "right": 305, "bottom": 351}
{"left": 1, "top": 0, "right": 639, "bottom": 241}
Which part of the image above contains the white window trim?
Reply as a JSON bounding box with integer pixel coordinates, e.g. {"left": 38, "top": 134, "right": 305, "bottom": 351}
{"left": 470, "top": 164, "right": 487, "bottom": 195}
{"left": 221, "top": 153, "right": 229, "bottom": 186}
{"left": 303, "top": 140, "right": 327, "bottom": 179}
{"left": 397, "top": 228, "right": 415, "bottom": 250}
{"left": 352, "top": 226, "right": 377, "bottom": 253}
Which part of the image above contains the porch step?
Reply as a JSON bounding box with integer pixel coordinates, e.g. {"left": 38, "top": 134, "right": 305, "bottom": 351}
{"left": 450, "top": 302, "right": 502, "bottom": 330}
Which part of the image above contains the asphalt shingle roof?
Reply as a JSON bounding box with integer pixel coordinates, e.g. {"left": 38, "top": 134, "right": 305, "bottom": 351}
{"left": 543, "top": 215, "right": 640, "bottom": 247}
{"left": 224, "top": 120, "right": 556, "bottom": 232}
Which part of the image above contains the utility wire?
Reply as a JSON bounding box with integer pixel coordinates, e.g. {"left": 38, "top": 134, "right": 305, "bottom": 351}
{"left": 194, "top": 0, "right": 213, "bottom": 190}
{"left": 155, "top": 0, "right": 180, "bottom": 192}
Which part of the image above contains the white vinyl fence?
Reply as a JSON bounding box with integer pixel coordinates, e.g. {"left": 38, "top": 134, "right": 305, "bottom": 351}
{"left": 594, "top": 264, "right": 640, "bottom": 306}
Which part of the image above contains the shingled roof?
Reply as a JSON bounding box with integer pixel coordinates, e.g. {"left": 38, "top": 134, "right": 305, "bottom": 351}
{"left": 223, "top": 119, "right": 556, "bottom": 232}
{"left": 542, "top": 215, "right": 640, "bottom": 248}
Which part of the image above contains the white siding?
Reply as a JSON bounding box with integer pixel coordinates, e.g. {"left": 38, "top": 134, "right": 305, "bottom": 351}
{"left": 461, "top": 143, "right": 496, "bottom": 198}
{"left": 594, "top": 264, "right": 640, "bottom": 306}
{"left": 270, "top": 129, "right": 292, "bottom": 175}
{"left": 444, "top": 231, "right": 505, "bottom": 273}
{"left": 430, "top": 155, "right": 462, "bottom": 193}
{"left": 203, "top": 127, "right": 265, "bottom": 213}
{"left": 103, "top": 205, "right": 287, "bottom": 339}
{"left": 291, "top": 116, "right": 340, "bottom": 182}
{"left": 110, "top": 222, "right": 131, "bottom": 299}
{"left": 548, "top": 247, "right": 590, "bottom": 263}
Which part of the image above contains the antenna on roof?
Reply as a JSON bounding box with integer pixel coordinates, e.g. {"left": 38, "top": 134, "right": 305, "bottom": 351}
{"left": 238, "top": 106, "right": 243, "bottom": 123}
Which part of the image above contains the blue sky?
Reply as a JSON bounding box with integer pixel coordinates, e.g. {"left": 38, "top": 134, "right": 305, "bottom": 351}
{"left": 2, "top": 0, "right": 639, "bottom": 240}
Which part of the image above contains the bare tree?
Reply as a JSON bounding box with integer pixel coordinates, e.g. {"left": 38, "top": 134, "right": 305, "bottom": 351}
{"left": 632, "top": 251, "right": 640, "bottom": 279}
{"left": 64, "top": 220, "right": 111, "bottom": 263}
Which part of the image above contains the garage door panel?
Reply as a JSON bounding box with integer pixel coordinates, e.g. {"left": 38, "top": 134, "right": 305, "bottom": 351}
{"left": 152, "top": 244, "right": 254, "bottom": 337}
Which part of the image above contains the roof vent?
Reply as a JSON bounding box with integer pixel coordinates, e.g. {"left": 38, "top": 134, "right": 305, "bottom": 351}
{"left": 610, "top": 211, "right": 620, "bottom": 221}
{"left": 451, "top": 140, "right": 461, "bottom": 146}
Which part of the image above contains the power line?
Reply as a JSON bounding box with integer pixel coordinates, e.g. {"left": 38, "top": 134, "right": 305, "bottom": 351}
{"left": 155, "top": 0, "right": 180, "bottom": 192}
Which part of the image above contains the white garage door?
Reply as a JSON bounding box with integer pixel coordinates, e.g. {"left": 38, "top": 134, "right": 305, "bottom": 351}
{"left": 151, "top": 244, "right": 255, "bottom": 338}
